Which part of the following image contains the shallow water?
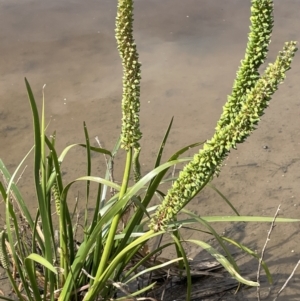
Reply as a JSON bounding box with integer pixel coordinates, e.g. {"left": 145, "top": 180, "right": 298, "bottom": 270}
{"left": 0, "top": 0, "right": 300, "bottom": 299}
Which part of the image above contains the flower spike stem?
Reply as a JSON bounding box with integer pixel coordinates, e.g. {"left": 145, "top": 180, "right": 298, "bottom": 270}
{"left": 217, "top": 0, "right": 274, "bottom": 131}
{"left": 150, "top": 0, "right": 297, "bottom": 232}
{"left": 90, "top": 0, "right": 142, "bottom": 289}
{"left": 115, "top": 0, "right": 142, "bottom": 152}
{"left": 150, "top": 41, "right": 297, "bottom": 232}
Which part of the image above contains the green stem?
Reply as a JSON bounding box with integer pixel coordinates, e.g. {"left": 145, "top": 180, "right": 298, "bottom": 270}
{"left": 95, "top": 148, "right": 132, "bottom": 278}
{"left": 83, "top": 229, "right": 157, "bottom": 301}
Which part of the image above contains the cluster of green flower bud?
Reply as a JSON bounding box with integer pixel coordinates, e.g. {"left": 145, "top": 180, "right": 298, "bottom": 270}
{"left": 216, "top": 0, "right": 273, "bottom": 131}
{"left": 150, "top": 41, "right": 297, "bottom": 232}
{"left": 115, "top": 0, "right": 142, "bottom": 150}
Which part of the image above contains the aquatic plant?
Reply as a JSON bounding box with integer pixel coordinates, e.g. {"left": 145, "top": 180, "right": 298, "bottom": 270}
{"left": 150, "top": 41, "right": 297, "bottom": 231}
{"left": 0, "top": 0, "right": 298, "bottom": 300}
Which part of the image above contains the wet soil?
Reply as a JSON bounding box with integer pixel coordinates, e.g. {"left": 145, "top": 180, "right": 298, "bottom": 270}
{"left": 0, "top": 0, "right": 300, "bottom": 300}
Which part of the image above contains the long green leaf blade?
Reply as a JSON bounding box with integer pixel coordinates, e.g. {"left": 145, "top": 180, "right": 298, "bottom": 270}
{"left": 188, "top": 239, "right": 259, "bottom": 287}
{"left": 26, "top": 254, "right": 57, "bottom": 274}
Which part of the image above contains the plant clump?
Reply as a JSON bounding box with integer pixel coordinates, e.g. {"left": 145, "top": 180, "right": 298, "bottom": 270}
{"left": 0, "top": 0, "right": 298, "bottom": 300}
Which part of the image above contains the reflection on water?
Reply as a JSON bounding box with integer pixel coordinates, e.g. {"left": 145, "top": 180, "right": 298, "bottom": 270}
{"left": 0, "top": 0, "right": 300, "bottom": 298}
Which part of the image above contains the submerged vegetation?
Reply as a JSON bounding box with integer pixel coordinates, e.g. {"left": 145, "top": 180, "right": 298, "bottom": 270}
{"left": 0, "top": 0, "right": 298, "bottom": 300}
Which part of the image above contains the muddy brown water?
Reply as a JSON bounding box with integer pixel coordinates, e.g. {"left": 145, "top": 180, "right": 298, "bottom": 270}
{"left": 0, "top": 0, "right": 300, "bottom": 299}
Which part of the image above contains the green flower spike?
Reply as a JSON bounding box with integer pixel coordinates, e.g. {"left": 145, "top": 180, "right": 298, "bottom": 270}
{"left": 150, "top": 42, "right": 297, "bottom": 232}
{"left": 115, "top": 0, "right": 142, "bottom": 152}
{"left": 217, "top": 0, "right": 274, "bottom": 131}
